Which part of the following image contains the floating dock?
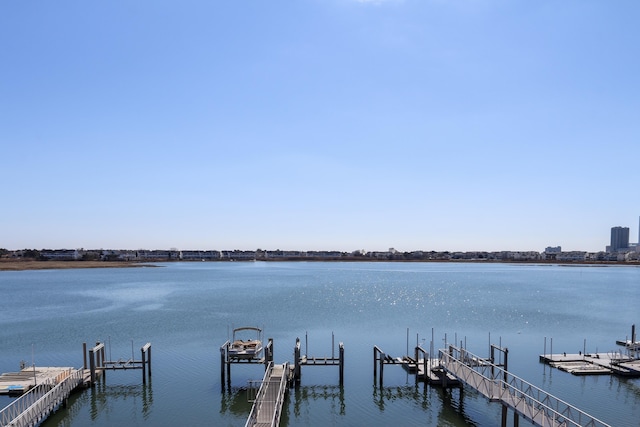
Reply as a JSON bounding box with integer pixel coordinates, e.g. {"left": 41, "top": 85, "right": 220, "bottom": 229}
{"left": 540, "top": 325, "right": 640, "bottom": 377}
{"left": 0, "top": 367, "right": 76, "bottom": 395}
{"left": 539, "top": 352, "right": 640, "bottom": 377}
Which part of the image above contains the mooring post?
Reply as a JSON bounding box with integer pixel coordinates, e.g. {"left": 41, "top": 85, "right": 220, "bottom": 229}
{"left": 423, "top": 352, "right": 428, "bottom": 390}
{"left": 265, "top": 338, "right": 274, "bottom": 369}
{"left": 490, "top": 345, "right": 495, "bottom": 379}
{"left": 95, "top": 342, "right": 101, "bottom": 370}
{"left": 89, "top": 347, "right": 96, "bottom": 386}
{"left": 294, "top": 338, "right": 301, "bottom": 382}
{"left": 220, "top": 343, "right": 226, "bottom": 392}
{"left": 441, "top": 348, "right": 447, "bottom": 388}
{"left": 379, "top": 352, "right": 385, "bottom": 387}
{"left": 141, "top": 343, "right": 151, "bottom": 384}
{"left": 147, "top": 344, "right": 152, "bottom": 377}
{"left": 501, "top": 405, "right": 508, "bottom": 427}
{"left": 226, "top": 343, "right": 231, "bottom": 389}
{"left": 141, "top": 347, "right": 147, "bottom": 384}
{"left": 339, "top": 342, "right": 344, "bottom": 385}
{"left": 414, "top": 346, "right": 419, "bottom": 385}
{"left": 503, "top": 348, "right": 509, "bottom": 383}
{"left": 373, "top": 346, "right": 377, "bottom": 380}
{"left": 83, "top": 342, "right": 87, "bottom": 370}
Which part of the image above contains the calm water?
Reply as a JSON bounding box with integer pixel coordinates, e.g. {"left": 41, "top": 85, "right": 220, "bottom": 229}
{"left": 0, "top": 262, "right": 639, "bottom": 426}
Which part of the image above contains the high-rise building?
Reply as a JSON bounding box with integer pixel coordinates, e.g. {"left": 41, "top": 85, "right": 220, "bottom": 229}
{"left": 610, "top": 226, "right": 630, "bottom": 252}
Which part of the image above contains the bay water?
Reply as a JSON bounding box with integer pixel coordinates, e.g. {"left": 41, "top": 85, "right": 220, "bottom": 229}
{"left": 0, "top": 261, "right": 639, "bottom": 426}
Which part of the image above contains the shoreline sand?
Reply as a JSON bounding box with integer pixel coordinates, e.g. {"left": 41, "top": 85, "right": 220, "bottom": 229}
{"left": 0, "top": 260, "right": 153, "bottom": 271}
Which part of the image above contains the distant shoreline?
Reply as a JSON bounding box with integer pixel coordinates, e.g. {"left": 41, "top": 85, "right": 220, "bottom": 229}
{"left": 0, "top": 260, "right": 154, "bottom": 271}
{"left": 0, "top": 258, "right": 637, "bottom": 271}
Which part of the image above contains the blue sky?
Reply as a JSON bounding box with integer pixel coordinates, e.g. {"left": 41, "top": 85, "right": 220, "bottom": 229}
{"left": 1, "top": 0, "right": 639, "bottom": 252}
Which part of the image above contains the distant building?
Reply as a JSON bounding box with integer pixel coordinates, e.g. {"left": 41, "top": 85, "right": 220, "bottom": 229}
{"left": 40, "top": 249, "right": 80, "bottom": 260}
{"left": 545, "top": 246, "right": 562, "bottom": 253}
{"left": 608, "top": 226, "right": 630, "bottom": 252}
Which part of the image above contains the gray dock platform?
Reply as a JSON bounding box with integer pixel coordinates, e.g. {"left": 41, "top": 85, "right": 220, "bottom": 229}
{"left": 0, "top": 367, "right": 75, "bottom": 395}
{"left": 539, "top": 353, "right": 640, "bottom": 377}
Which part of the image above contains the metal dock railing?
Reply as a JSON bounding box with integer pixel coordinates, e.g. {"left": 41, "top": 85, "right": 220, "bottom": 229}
{"left": 244, "top": 362, "right": 289, "bottom": 427}
{"left": 439, "top": 345, "right": 611, "bottom": 427}
{"left": 0, "top": 368, "right": 83, "bottom": 427}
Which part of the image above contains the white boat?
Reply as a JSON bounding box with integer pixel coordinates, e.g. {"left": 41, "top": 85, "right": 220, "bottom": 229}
{"left": 228, "top": 326, "right": 263, "bottom": 359}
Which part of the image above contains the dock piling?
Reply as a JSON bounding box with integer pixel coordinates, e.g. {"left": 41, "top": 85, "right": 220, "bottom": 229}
{"left": 339, "top": 343, "right": 344, "bottom": 385}
{"left": 141, "top": 343, "right": 152, "bottom": 383}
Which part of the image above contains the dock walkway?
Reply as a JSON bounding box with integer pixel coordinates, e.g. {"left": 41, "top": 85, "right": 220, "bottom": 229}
{"left": 0, "top": 368, "right": 83, "bottom": 427}
{"left": 440, "top": 345, "right": 611, "bottom": 427}
{"left": 244, "top": 362, "right": 289, "bottom": 427}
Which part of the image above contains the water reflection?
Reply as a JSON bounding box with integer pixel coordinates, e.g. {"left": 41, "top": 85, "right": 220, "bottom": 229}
{"left": 372, "top": 384, "right": 429, "bottom": 411}
{"left": 291, "top": 384, "right": 345, "bottom": 417}
{"left": 437, "top": 388, "right": 479, "bottom": 427}
{"left": 47, "top": 378, "right": 154, "bottom": 427}
{"left": 372, "top": 385, "right": 481, "bottom": 427}
{"left": 219, "top": 386, "right": 253, "bottom": 416}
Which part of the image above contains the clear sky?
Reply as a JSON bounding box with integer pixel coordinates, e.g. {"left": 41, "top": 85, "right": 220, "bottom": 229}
{"left": 1, "top": 0, "right": 639, "bottom": 253}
